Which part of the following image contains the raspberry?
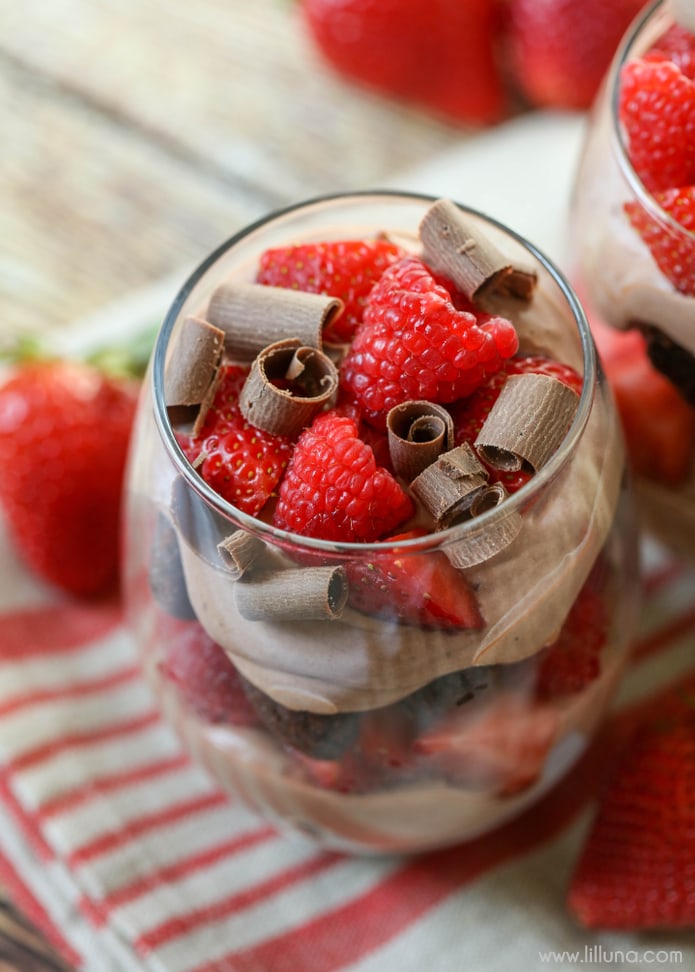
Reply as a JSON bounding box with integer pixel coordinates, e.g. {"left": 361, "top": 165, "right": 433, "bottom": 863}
{"left": 256, "top": 239, "right": 405, "bottom": 343}
{"left": 647, "top": 24, "right": 695, "bottom": 81}
{"left": 272, "top": 411, "right": 414, "bottom": 542}
{"left": 619, "top": 58, "right": 695, "bottom": 193}
{"left": 177, "top": 364, "right": 293, "bottom": 516}
{"left": 625, "top": 186, "right": 695, "bottom": 296}
{"left": 342, "top": 257, "right": 518, "bottom": 419}
{"left": 159, "top": 624, "right": 258, "bottom": 726}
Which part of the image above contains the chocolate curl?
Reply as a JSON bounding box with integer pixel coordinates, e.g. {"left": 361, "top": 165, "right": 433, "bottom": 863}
{"left": 444, "top": 483, "right": 523, "bottom": 569}
{"left": 419, "top": 198, "right": 537, "bottom": 304}
{"left": 387, "top": 400, "right": 455, "bottom": 481}
{"left": 239, "top": 338, "right": 339, "bottom": 437}
{"left": 410, "top": 443, "right": 489, "bottom": 528}
{"left": 207, "top": 282, "right": 343, "bottom": 361}
{"left": 164, "top": 316, "right": 225, "bottom": 432}
{"left": 235, "top": 566, "right": 348, "bottom": 622}
{"left": 217, "top": 530, "right": 266, "bottom": 579}
{"left": 475, "top": 373, "right": 579, "bottom": 474}
{"left": 673, "top": 0, "right": 695, "bottom": 33}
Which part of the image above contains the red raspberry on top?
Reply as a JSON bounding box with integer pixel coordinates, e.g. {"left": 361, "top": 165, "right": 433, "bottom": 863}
{"left": 619, "top": 58, "right": 695, "bottom": 193}
{"left": 256, "top": 239, "right": 405, "bottom": 343}
{"left": 341, "top": 257, "right": 518, "bottom": 419}
{"left": 272, "top": 411, "right": 414, "bottom": 542}
{"left": 647, "top": 23, "right": 695, "bottom": 81}
{"left": 177, "top": 364, "right": 293, "bottom": 517}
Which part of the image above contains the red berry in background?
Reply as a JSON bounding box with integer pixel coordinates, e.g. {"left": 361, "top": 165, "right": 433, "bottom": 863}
{"left": 507, "top": 0, "right": 646, "bottom": 110}
{"left": 568, "top": 680, "right": 695, "bottom": 929}
{"left": 301, "top": 0, "right": 508, "bottom": 126}
{"left": 0, "top": 360, "right": 137, "bottom": 597}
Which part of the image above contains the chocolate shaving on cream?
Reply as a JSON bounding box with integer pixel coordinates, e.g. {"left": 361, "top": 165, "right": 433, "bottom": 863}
{"left": 411, "top": 443, "right": 489, "bottom": 527}
{"left": 387, "top": 400, "right": 455, "bottom": 481}
{"left": 235, "top": 566, "right": 348, "bottom": 622}
{"left": 207, "top": 282, "right": 343, "bottom": 362}
{"left": 164, "top": 316, "right": 225, "bottom": 432}
{"left": 476, "top": 373, "right": 579, "bottom": 473}
{"left": 217, "top": 530, "right": 266, "bottom": 580}
{"left": 444, "top": 483, "right": 523, "bottom": 568}
{"left": 239, "top": 338, "right": 339, "bottom": 437}
{"left": 419, "top": 198, "right": 537, "bottom": 304}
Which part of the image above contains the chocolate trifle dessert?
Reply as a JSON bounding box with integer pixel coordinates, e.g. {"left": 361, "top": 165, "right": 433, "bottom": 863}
{"left": 124, "top": 192, "right": 637, "bottom": 853}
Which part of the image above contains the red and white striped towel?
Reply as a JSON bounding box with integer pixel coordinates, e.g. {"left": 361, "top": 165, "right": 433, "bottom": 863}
{"left": 1, "top": 515, "right": 694, "bottom": 972}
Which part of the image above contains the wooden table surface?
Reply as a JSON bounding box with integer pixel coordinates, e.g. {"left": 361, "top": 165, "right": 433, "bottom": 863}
{"left": 0, "top": 1, "right": 472, "bottom": 966}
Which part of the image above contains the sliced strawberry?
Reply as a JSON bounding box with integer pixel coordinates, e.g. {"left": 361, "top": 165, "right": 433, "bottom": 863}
{"left": 535, "top": 577, "right": 608, "bottom": 700}
{"left": 256, "top": 239, "right": 405, "bottom": 343}
{"left": 159, "top": 623, "right": 259, "bottom": 726}
{"left": 177, "top": 364, "right": 294, "bottom": 517}
{"left": 625, "top": 185, "right": 695, "bottom": 296}
{"left": 414, "top": 693, "right": 559, "bottom": 795}
{"left": 592, "top": 318, "right": 695, "bottom": 486}
{"left": 346, "top": 529, "right": 484, "bottom": 631}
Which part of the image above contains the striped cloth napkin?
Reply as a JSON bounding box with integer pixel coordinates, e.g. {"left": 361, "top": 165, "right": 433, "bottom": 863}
{"left": 1, "top": 510, "right": 694, "bottom": 972}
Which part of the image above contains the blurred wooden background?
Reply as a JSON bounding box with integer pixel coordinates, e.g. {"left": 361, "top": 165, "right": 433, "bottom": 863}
{"left": 0, "top": 0, "right": 473, "bottom": 966}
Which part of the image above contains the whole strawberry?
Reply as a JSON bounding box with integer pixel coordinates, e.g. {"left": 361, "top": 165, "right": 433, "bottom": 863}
{"left": 301, "top": 0, "right": 507, "bottom": 126}
{"left": 568, "top": 682, "right": 695, "bottom": 929}
{"left": 0, "top": 360, "right": 137, "bottom": 597}
{"left": 508, "top": 0, "right": 646, "bottom": 110}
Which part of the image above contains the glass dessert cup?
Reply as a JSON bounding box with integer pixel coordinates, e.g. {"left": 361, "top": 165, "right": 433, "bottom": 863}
{"left": 124, "top": 191, "right": 638, "bottom": 854}
{"left": 571, "top": 0, "right": 695, "bottom": 560}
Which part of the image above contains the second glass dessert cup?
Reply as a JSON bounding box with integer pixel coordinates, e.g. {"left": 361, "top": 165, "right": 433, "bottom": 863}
{"left": 124, "top": 192, "right": 638, "bottom": 854}
{"left": 571, "top": 0, "right": 695, "bottom": 560}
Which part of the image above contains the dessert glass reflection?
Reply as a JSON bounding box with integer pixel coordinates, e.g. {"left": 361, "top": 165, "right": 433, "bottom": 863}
{"left": 123, "top": 192, "right": 638, "bottom": 854}
{"left": 571, "top": 0, "right": 695, "bottom": 559}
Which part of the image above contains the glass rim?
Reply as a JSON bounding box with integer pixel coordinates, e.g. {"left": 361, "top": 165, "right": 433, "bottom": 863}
{"left": 609, "top": 0, "right": 691, "bottom": 236}
{"left": 152, "top": 189, "right": 597, "bottom": 556}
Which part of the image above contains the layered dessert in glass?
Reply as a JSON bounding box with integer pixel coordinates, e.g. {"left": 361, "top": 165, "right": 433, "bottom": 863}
{"left": 572, "top": 0, "right": 695, "bottom": 559}
{"left": 124, "top": 192, "right": 637, "bottom": 853}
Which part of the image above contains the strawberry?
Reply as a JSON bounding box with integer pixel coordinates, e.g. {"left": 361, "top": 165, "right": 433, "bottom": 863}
{"left": 592, "top": 318, "right": 695, "bottom": 486}
{"left": 414, "top": 693, "right": 559, "bottom": 795}
{"left": 272, "top": 411, "right": 414, "bottom": 542}
{"left": 346, "top": 529, "right": 484, "bottom": 630}
{"left": 568, "top": 683, "right": 695, "bottom": 929}
{"left": 159, "top": 623, "right": 258, "bottom": 726}
{"left": 342, "top": 256, "right": 518, "bottom": 420}
{"left": 256, "top": 239, "right": 405, "bottom": 343}
{"left": 450, "top": 353, "right": 582, "bottom": 494}
{"left": 300, "top": 0, "right": 507, "bottom": 126}
{"left": 535, "top": 578, "right": 608, "bottom": 700}
{"left": 0, "top": 360, "right": 137, "bottom": 597}
{"left": 507, "top": 0, "right": 645, "bottom": 110}
{"left": 177, "top": 364, "right": 294, "bottom": 517}
{"left": 625, "top": 185, "right": 695, "bottom": 296}
{"left": 619, "top": 57, "right": 695, "bottom": 194}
